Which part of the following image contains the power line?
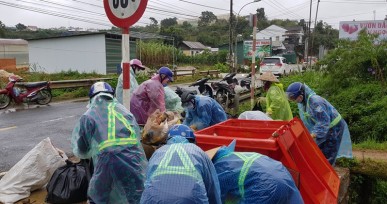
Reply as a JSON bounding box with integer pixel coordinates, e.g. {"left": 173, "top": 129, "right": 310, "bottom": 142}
{"left": 269, "top": 0, "right": 305, "bottom": 19}
{"left": 178, "top": 0, "right": 229, "bottom": 11}
{"left": 152, "top": 0, "right": 200, "bottom": 16}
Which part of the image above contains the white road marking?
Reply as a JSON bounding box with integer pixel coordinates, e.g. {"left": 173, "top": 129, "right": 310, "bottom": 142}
{"left": 0, "top": 126, "right": 17, "bottom": 131}
{"left": 42, "top": 115, "right": 77, "bottom": 123}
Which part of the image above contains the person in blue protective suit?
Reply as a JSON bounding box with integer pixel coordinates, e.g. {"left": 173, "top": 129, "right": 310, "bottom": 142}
{"left": 140, "top": 124, "right": 222, "bottom": 204}
{"left": 130, "top": 67, "right": 173, "bottom": 125}
{"left": 286, "top": 82, "right": 353, "bottom": 165}
{"left": 211, "top": 140, "right": 304, "bottom": 204}
{"left": 115, "top": 59, "right": 146, "bottom": 104}
{"left": 181, "top": 91, "right": 227, "bottom": 131}
{"left": 72, "top": 82, "right": 148, "bottom": 204}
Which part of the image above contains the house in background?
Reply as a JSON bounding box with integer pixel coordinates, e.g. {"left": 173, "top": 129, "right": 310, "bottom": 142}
{"left": 283, "top": 26, "right": 305, "bottom": 63}
{"left": 179, "top": 41, "right": 208, "bottom": 56}
{"left": 0, "top": 39, "right": 29, "bottom": 70}
{"left": 256, "top": 25, "right": 287, "bottom": 55}
{"left": 28, "top": 32, "right": 138, "bottom": 74}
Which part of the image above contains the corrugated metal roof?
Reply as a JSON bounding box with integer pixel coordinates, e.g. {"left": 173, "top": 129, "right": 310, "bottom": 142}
{"left": 27, "top": 31, "right": 173, "bottom": 41}
{"left": 0, "top": 38, "right": 28, "bottom": 45}
{"left": 182, "top": 41, "right": 207, "bottom": 49}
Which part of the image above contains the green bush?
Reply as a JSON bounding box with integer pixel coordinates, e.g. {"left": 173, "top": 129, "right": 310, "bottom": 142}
{"left": 214, "top": 63, "right": 228, "bottom": 73}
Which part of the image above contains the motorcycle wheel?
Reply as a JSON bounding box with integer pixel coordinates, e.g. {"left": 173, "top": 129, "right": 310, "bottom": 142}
{"left": 215, "top": 89, "right": 227, "bottom": 110}
{"left": 0, "top": 93, "right": 11, "bottom": 109}
{"left": 36, "top": 89, "right": 52, "bottom": 105}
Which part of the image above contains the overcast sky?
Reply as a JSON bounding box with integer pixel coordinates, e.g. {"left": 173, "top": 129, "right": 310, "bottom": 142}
{"left": 0, "top": 0, "right": 386, "bottom": 30}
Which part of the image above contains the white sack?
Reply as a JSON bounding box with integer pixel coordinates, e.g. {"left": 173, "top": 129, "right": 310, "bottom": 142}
{"left": 0, "top": 137, "right": 66, "bottom": 204}
{"left": 238, "top": 111, "right": 273, "bottom": 121}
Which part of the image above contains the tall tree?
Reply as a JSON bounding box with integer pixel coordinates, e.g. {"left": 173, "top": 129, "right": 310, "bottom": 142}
{"left": 256, "top": 8, "right": 269, "bottom": 30}
{"left": 15, "top": 23, "right": 27, "bottom": 31}
{"left": 160, "top": 17, "right": 177, "bottom": 29}
{"left": 0, "top": 21, "right": 5, "bottom": 37}
{"left": 198, "top": 11, "right": 217, "bottom": 27}
{"left": 145, "top": 17, "right": 159, "bottom": 33}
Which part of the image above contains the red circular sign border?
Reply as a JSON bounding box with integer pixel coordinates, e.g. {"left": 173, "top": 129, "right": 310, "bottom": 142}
{"left": 104, "top": 0, "right": 148, "bottom": 28}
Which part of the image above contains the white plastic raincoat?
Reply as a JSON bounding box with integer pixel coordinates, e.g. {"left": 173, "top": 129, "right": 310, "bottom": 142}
{"left": 72, "top": 93, "right": 147, "bottom": 203}
{"left": 115, "top": 68, "right": 138, "bottom": 104}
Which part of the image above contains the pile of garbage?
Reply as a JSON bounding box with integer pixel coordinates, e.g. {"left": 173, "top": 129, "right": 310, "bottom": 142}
{"left": 0, "top": 70, "right": 20, "bottom": 80}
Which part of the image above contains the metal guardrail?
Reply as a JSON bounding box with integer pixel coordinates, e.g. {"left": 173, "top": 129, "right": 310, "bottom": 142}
{"left": 50, "top": 78, "right": 113, "bottom": 89}
{"left": 198, "top": 70, "right": 220, "bottom": 78}
{"left": 17, "top": 78, "right": 113, "bottom": 89}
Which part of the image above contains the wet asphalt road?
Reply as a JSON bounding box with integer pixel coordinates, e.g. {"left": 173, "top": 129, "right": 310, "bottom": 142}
{"left": 0, "top": 84, "right": 199, "bottom": 173}
{"left": 0, "top": 72, "right": 276, "bottom": 172}
{"left": 0, "top": 100, "right": 88, "bottom": 172}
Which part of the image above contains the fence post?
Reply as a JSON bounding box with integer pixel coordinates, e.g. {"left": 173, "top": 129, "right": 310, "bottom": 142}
{"left": 173, "top": 69, "right": 178, "bottom": 80}
{"left": 191, "top": 69, "right": 195, "bottom": 77}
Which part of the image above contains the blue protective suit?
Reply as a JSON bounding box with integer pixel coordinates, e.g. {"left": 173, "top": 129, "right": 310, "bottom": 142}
{"left": 115, "top": 68, "right": 138, "bottom": 104}
{"left": 213, "top": 141, "right": 303, "bottom": 204}
{"left": 183, "top": 95, "right": 227, "bottom": 130}
{"left": 164, "top": 86, "right": 184, "bottom": 113}
{"left": 140, "top": 136, "right": 222, "bottom": 204}
{"left": 130, "top": 75, "right": 166, "bottom": 125}
{"left": 298, "top": 84, "right": 352, "bottom": 165}
{"left": 72, "top": 94, "right": 147, "bottom": 204}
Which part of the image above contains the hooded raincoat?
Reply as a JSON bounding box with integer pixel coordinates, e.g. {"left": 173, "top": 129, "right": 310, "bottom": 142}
{"left": 140, "top": 136, "right": 222, "bottom": 204}
{"left": 72, "top": 94, "right": 147, "bottom": 204}
{"left": 266, "top": 83, "right": 293, "bottom": 121}
{"left": 164, "top": 86, "right": 184, "bottom": 113}
{"left": 212, "top": 141, "right": 303, "bottom": 204}
{"left": 183, "top": 95, "right": 227, "bottom": 130}
{"left": 130, "top": 74, "right": 166, "bottom": 125}
{"left": 115, "top": 68, "right": 138, "bottom": 104}
{"left": 298, "top": 84, "right": 352, "bottom": 165}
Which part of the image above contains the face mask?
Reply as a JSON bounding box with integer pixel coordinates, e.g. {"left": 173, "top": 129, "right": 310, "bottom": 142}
{"left": 295, "top": 95, "right": 303, "bottom": 103}
{"left": 183, "top": 100, "right": 194, "bottom": 110}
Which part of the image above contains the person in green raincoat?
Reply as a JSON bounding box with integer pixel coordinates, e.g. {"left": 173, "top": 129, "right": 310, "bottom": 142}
{"left": 258, "top": 72, "right": 293, "bottom": 120}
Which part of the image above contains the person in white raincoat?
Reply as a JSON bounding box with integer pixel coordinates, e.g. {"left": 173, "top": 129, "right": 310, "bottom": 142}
{"left": 115, "top": 59, "right": 146, "bottom": 104}
{"left": 72, "top": 82, "right": 147, "bottom": 203}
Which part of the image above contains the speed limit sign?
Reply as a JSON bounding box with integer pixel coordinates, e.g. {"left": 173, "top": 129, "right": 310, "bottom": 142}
{"left": 104, "top": 0, "right": 148, "bottom": 28}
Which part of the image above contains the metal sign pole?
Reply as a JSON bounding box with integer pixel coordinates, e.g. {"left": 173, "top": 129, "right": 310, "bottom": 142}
{"left": 103, "top": 0, "right": 148, "bottom": 110}
{"left": 250, "top": 14, "right": 257, "bottom": 109}
{"left": 122, "top": 28, "right": 131, "bottom": 110}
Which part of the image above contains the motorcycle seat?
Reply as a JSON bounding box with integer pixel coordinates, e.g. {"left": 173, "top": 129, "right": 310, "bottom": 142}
{"left": 24, "top": 81, "right": 48, "bottom": 88}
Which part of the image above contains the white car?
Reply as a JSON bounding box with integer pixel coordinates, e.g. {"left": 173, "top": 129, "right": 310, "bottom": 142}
{"left": 259, "top": 56, "right": 291, "bottom": 77}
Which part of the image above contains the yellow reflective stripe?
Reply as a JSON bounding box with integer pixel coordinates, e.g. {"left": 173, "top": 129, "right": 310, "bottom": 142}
{"left": 99, "top": 102, "right": 137, "bottom": 151}
{"left": 329, "top": 114, "right": 342, "bottom": 128}
{"left": 107, "top": 103, "right": 115, "bottom": 140}
{"left": 152, "top": 144, "right": 203, "bottom": 181}
{"left": 234, "top": 152, "right": 262, "bottom": 199}
{"left": 99, "top": 138, "right": 137, "bottom": 151}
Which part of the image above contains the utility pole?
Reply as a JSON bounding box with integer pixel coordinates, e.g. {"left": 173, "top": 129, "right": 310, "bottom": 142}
{"left": 374, "top": 10, "right": 376, "bottom": 20}
{"left": 307, "top": 0, "right": 313, "bottom": 67}
{"left": 251, "top": 14, "right": 257, "bottom": 110}
{"left": 229, "top": 0, "right": 234, "bottom": 72}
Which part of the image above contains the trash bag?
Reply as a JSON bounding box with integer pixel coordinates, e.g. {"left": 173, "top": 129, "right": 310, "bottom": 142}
{"left": 142, "top": 110, "right": 180, "bottom": 146}
{"left": 0, "top": 137, "right": 66, "bottom": 204}
{"left": 46, "top": 159, "right": 93, "bottom": 204}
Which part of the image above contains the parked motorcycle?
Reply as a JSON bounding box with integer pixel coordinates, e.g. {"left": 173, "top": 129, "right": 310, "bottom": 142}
{"left": 211, "top": 73, "right": 240, "bottom": 114}
{"left": 240, "top": 73, "right": 252, "bottom": 90}
{"left": 0, "top": 75, "right": 52, "bottom": 109}
{"left": 188, "top": 78, "right": 213, "bottom": 98}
